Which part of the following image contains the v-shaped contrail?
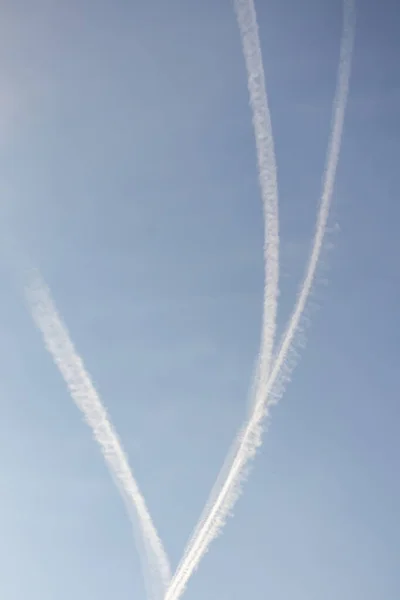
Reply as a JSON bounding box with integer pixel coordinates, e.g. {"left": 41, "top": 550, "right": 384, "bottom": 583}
{"left": 164, "top": 2, "right": 355, "bottom": 600}
{"left": 20, "top": 1, "right": 354, "bottom": 598}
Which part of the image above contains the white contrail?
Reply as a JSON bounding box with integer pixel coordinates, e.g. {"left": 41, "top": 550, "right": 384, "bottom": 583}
{"left": 24, "top": 270, "right": 171, "bottom": 600}
{"left": 235, "top": 0, "right": 281, "bottom": 390}
{"left": 164, "top": 2, "right": 355, "bottom": 599}
{"left": 264, "top": 0, "right": 356, "bottom": 404}
{"left": 170, "top": 0, "right": 282, "bottom": 578}
{"left": 166, "top": 0, "right": 281, "bottom": 595}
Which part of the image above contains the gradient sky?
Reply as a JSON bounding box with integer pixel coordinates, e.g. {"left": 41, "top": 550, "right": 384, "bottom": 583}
{"left": 1, "top": 1, "right": 399, "bottom": 599}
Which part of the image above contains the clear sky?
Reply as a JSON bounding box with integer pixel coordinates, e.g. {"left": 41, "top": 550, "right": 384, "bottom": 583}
{"left": 0, "top": 1, "right": 399, "bottom": 599}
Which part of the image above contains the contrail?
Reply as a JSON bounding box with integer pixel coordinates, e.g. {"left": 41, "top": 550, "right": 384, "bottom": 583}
{"left": 164, "top": 2, "right": 355, "bottom": 599}
{"left": 234, "top": 0, "right": 281, "bottom": 392}
{"left": 24, "top": 270, "right": 171, "bottom": 600}
{"left": 167, "top": 0, "right": 282, "bottom": 580}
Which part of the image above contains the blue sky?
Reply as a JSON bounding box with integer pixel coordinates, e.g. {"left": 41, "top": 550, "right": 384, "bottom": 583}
{"left": 1, "top": 1, "right": 399, "bottom": 599}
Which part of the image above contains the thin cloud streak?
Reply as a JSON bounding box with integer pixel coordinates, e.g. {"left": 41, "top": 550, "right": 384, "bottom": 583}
{"left": 264, "top": 0, "right": 356, "bottom": 407}
{"left": 25, "top": 270, "right": 171, "bottom": 600}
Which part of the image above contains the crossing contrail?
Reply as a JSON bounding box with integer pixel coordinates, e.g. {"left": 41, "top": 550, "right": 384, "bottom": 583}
{"left": 24, "top": 270, "right": 170, "bottom": 600}
{"left": 164, "top": 2, "right": 355, "bottom": 600}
